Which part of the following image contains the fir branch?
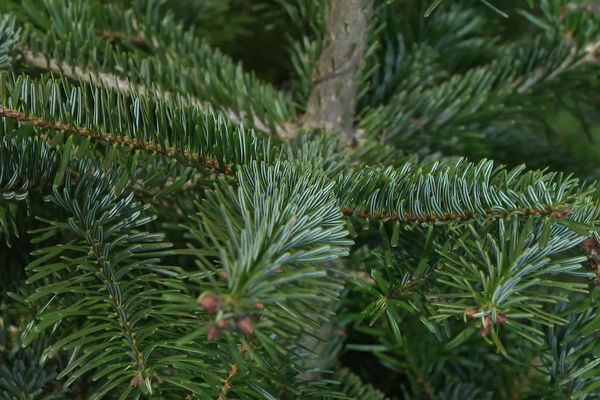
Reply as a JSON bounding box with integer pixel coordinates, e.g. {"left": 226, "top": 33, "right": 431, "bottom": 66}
{"left": 0, "top": 73, "right": 275, "bottom": 175}
{"left": 20, "top": 49, "right": 134, "bottom": 94}
{"left": 336, "top": 159, "right": 594, "bottom": 226}
{"left": 86, "top": 228, "right": 147, "bottom": 381}
{"left": 23, "top": 166, "right": 182, "bottom": 397}
{"left": 341, "top": 205, "right": 573, "bottom": 224}
{"left": 535, "top": 303, "right": 600, "bottom": 398}
{"left": 19, "top": 49, "right": 297, "bottom": 138}
{"left": 187, "top": 161, "right": 352, "bottom": 396}
{"left": 0, "top": 136, "right": 60, "bottom": 245}
{"left": 19, "top": 49, "right": 284, "bottom": 134}
{"left": 4, "top": 1, "right": 600, "bottom": 397}
{"left": 431, "top": 214, "right": 597, "bottom": 350}
{"left": 8, "top": 0, "right": 295, "bottom": 136}
{"left": 0, "top": 105, "right": 232, "bottom": 175}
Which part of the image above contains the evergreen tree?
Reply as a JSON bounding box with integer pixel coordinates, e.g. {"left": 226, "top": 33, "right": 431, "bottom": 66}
{"left": 1, "top": 0, "right": 600, "bottom": 398}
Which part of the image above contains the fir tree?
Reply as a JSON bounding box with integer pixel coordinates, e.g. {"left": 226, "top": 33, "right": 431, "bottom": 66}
{"left": 1, "top": 0, "right": 600, "bottom": 398}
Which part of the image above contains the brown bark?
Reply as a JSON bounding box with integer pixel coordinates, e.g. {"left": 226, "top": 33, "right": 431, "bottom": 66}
{"left": 303, "top": 0, "right": 374, "bottom": 146}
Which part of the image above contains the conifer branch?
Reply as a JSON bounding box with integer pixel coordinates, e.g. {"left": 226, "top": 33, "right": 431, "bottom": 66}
{"left": 341, "top": 205, "right": 573, "bottom": 224}
{"left": 18, "top": 49, "right": 288, "bottom": 137}
{"left": 88, "top": 241, "right": 147, "bottom": 381}
{"left": 0, "top": 105, "right": 233, "bottom": 175}
{"left": 336, "top": 159, "right": 592, "bottom": 227}
{"left": 303, "top": 0, "right": 374, "bottom": 146}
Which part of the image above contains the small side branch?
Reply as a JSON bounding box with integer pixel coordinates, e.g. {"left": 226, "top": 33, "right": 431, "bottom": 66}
{"left": 218, "top": 343, "right": 247, "bottom": 400}
{"left": 303, "top": 0, "right": 374, "bottom": 146}
{"left": 95, "top": 30, "right": 149, "bottom": 49}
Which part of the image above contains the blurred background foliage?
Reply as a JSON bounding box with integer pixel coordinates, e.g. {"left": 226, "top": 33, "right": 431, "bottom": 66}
{"left": 164, "top": 0, "right": 600, "bottom": 181}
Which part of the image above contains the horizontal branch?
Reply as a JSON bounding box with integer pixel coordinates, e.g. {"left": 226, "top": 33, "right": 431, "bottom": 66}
{"left": 341, "top": 206, "right": 573, "bottom": 224}
{"left": 0, "top": 105, "right": 232, "bottom": 175}
{"left": 19, "top": 49, "right": 293, "bottom": 138}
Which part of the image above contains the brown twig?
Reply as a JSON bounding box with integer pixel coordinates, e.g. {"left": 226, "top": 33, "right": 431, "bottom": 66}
{"left": 342, "top": 206, "right": 572, "bottom": 225}
{"left": 95, "top": 30, "right": 149, "bottom": 49}
{"left": 0, "top": 105, "right": 233, "bottom": 175}
{"left": 218, "top": 343, "right": 248, "bottom": 400}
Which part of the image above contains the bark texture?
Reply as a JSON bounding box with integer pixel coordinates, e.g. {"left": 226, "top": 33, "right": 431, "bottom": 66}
{"left": 304, "top": 0, "right": 374, "bottom": 145}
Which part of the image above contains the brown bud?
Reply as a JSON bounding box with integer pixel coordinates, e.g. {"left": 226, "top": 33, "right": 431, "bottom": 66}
{"left": 253, "top": 303, "right": 265, "bottom": 311}
{"left": 236, "top": 317, "right": 254, "bottom": 335}
{"left": 582, "top": 237, "right": 600, "bottom": 259}
{"left": 198, "top": 294, "right": 219, "bottom": 315}
{"left": 207, "top": 324, "right": 220, "bottom": 340}
{"left": 466, "top": 307, "right": 479, "bottom": 319}
{"left": 157, "top": 376, "right": 164, "bottom": 385}
{"left": 334, "top": 329, "right": 347, "bottom": 337}
{"left": 480, "top": 316, "right": 493, "bottom": 337}
{"left": 553, "top": 209, "right": 573, "bottom": 219}
{"left": 582, "top": 237, "right": 597, "bottom": 252}
{"left": 496, "top": 314, "right": 508, "bottom": 325}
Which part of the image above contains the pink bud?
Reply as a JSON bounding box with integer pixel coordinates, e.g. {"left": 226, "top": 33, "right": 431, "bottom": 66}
{"left": 236, "top": 317, "right": 254, "bottom": 335}
{"left": 466, "top": 307, "right": 478, "bottom": 319}
{"left": 253, "top": 303, "right": 265, "bottom": 311}
{"left": 217, "top": 318, "right": 230, "bottom": 329}
{"left": 130, "top": 377, "right": 138, "bottom": 387}
{"left": 553, "top": 209, "right": 573, "bottom": 219}
{"left": 497, "top": 314, "right": 508, "bottom": 325}
{"left": 207, "top": 324, "right": 220, "bottom": 340}
{"left": 198, "top": 294, "right": 219, "bottom": 315}
{"left": 480, "top": 316, "right": 493, "bottom": 337}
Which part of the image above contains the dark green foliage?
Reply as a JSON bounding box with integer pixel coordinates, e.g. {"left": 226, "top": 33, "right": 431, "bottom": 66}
{"left": 1, "top": 0, "right": 600, "bottom": 399}
{"left": 0, "top": 16, "right": 19, "bottom": 72}
{"left": 329, "top": 369, "right": 387, "bottom": 400}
